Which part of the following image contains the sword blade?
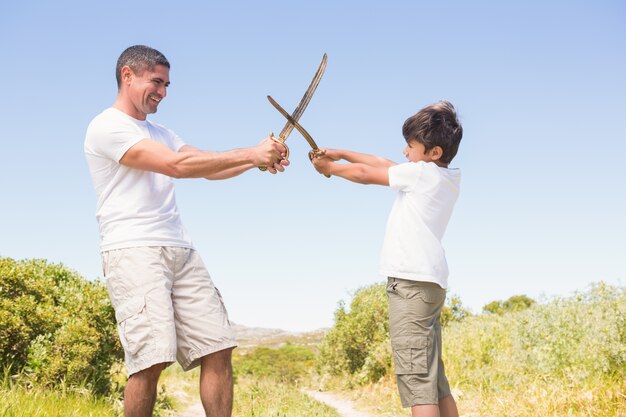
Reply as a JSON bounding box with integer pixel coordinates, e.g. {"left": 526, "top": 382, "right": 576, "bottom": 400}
{"left": 276, "top": 53, "right": 327, "bottom": 141}
{"left": 268, "top": 95, "right": 321, "bottom": 151}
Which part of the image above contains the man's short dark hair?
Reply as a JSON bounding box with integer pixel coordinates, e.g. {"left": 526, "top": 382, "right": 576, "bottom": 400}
{"left": 402, "top": 101, "right": 463, "bottom": 164}
{"left": 115, "top": 45, "right": 170, "bottom": 89}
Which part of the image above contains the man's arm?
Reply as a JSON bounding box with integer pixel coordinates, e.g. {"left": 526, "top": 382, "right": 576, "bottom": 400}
{"left": 119, "top": 137, "right": 287, "bottom": 178}
{"left": 178, "top": 145, "right": 256, "bottom": 180}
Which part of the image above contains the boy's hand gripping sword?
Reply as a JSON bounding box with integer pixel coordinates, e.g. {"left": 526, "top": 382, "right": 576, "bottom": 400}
{"left": 259, "top": 53, "right": 327, "bottom": 171}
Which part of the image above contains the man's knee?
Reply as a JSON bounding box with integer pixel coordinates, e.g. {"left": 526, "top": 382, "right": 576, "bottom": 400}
{"left": 129, "top": 362, "right": 168, "bottom": 381}
{"left": 201, "top": 348, "right": 234, "bottom": 371}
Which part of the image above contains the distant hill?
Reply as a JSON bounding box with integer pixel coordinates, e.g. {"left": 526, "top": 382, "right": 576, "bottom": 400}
{"left": 231, "top": 322, "right": 328, "bottom": 352}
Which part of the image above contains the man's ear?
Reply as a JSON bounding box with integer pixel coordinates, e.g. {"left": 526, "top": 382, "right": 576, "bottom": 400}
{"left": 429, "top": 146, "right": 444, "bottom": 161}
{"left": 121, "top": 66, "right": 134, "bottom": 85}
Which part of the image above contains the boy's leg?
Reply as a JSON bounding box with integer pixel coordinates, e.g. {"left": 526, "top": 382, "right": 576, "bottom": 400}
{"left": 411, "top": 404, "right": 439, "bottom": 417}
{"left": 124, "top": 362, "right": 167, "bottom": 417}
{"left": 438, "top": 394, "right": 459, "bottom": 417}
{"left": 409, "top": 395, "right": 457, "bottom": 417}
{"left": 387, "top": 278, "right": 448, "bottom": 409}
{"left": 199, "top": 348, "right": 235, "bottom": 417}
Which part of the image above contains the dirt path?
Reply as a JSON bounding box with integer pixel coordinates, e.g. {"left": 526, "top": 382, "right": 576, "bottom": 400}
{"left": 170, "top": 387, "right": 204, "bottom": 417}
{"left": 172, "top": 388, "right": 374, "bottom": 417}
{"left": 303, "top": 390, "right": 374, "bottom": 417}
{"left": 174, "top": 401, "right": 204, "bottom": 417}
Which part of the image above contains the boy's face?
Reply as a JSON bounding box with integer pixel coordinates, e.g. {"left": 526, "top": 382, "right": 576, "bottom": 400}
{"left": 403, "top": 139, "right": 441, "bottom": 163}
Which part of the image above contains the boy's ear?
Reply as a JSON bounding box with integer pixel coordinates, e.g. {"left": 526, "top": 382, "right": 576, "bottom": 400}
{"left": 429, "top": 146, "right": 444, "bottom": 161}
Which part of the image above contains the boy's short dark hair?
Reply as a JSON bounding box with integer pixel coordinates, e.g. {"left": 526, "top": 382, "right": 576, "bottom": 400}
{"left": 115, "top": 45, "right": 170, "bottom": 89}
{"left": 402, "top": 101, "right": 463, "bottom": 164}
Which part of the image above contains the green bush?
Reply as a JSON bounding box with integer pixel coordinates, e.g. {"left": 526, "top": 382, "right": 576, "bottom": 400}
{"left": 444, "top": 282, "right": 626, "bottom": 390}
{"left": 483, "top": 294, "right": 535, "bottom": 315}
{"left": 316, "top": 282, "right": 472, "bottom": 385}
{"left": 440, "top": 294, "right": 472, "bottom": 326}
{"left": 317, "top": 279, "right": 626, "bottom": 400}
{"left": 0, "top": 257, "right": 122, "bottom": 394}
{"left": 316, "top": 283, "right": 390, "bottom": 383}
{"left": 233, "top": 344, "right": 315, "bottom": 384}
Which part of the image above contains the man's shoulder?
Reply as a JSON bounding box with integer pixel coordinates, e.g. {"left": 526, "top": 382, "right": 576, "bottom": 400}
{"left": 146, "top": 119, "right": 175, "bottom": 135}
{"left": 92, "top": 107, "right": 134, "bottom": 123}
{"left": 87, "top": 108, "right": 121, "bottom": 130}
{"left": 146, "top": 120, "right": 182, "bottom": 146}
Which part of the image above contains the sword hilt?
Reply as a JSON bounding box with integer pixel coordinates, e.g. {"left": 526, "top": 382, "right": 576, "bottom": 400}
{"left": 258, "top": 133, "right": 289, "bottom": 172}
{"left": 308, "top": 149, "right": 331, "bottom": 178}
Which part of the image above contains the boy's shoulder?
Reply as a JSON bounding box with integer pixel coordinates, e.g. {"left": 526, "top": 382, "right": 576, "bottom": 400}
{"left": 391, "top": 161, "right": 459, "bottom": 175}
{"left": 389, "top": 161, "right": 460, "bottom": 192}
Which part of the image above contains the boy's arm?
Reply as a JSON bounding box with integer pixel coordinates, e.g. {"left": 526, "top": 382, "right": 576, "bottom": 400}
{"left": 325, "top": 149, "right": 396, "bottom": 168}
{"left": 312, "top": 156, "right": 390, "bottom": 186}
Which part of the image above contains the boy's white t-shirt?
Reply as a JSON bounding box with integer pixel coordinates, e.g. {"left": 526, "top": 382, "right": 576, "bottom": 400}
{"left": 84, "top": 107, "right": 194, "bottom": 252}
{"left": 379, "top": 161, "right": 461, "bottom": 289}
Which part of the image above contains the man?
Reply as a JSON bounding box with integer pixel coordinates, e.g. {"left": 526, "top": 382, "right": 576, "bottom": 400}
{"left": 84, "top": 45, "right": 288, "bottom": 417}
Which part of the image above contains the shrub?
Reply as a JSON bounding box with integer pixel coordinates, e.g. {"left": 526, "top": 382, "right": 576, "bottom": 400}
{"left": 317, "top": 278, "right": 626, "bottom": 408}
{"left": 0, "top": 257, "right": 122, "bottom": 394}
{"left": 444, "top": 282, "right": 626, "bottom": 390}
{"left": 316, "top": 283, "right": 390, "bottom": 383}
{"left": 482, "top": 294, "right": 535, "bottom": 315}
{"left": 317, "top": 282, "right": 472, "bottom": 385}
{"left": 440, "top": 294, "right": 472, "bottom": 326}
{"left": 233, "top": 344, "right": 315, "bottom": 384}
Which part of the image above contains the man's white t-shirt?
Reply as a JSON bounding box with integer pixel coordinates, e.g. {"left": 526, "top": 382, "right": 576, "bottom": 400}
{"left": 84, "top": 107, "right": 194, "bottom": 252}
{"left": 379, "top": 161, "right": 461, "bottom": 289}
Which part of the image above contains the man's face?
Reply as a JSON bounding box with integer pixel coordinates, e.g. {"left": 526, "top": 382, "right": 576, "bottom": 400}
{"left": 125, "top": 64, "right": 170, "bottom": 120}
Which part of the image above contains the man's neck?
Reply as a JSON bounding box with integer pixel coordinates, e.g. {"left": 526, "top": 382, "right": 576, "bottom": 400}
{"left": 113, "top": 97, "right": 147, "bottom": 121}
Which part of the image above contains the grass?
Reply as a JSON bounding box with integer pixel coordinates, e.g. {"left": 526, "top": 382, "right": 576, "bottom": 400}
{"left": 233, "top": 377, "right": 341, "bottom": 417}
{"left": 3, "top": 280, "right": 623, "bottom": 417}
{"left": 0, "top": 384, "right": 121, "bottom": 417}
{"left": 157, "top": 355, "right": 342, "bottom": 417}
{"left": 318, "top": 282, "right": 626, "bottom": 417}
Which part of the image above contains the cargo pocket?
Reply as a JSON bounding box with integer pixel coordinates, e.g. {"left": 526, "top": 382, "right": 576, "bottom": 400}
{"left": 115, "top": 296, "right": 151, "bottom": 355}
{"left": 418, "top": 285, "right": 445, "bottom": 305}
{"left": 392, "top": 335, "right": 428, "bottom": 375}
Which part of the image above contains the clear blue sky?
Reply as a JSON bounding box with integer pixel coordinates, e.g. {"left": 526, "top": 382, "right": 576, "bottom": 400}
{"left": 1, "top": 1, "right": 624, "bottom": 332}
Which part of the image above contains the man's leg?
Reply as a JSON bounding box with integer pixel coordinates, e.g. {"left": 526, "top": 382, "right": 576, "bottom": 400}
{"left": 124, "top": 362, "right": 167, "bottom": 417}
{"left": 199, "top": 348, "right": 234, "bottom": 417}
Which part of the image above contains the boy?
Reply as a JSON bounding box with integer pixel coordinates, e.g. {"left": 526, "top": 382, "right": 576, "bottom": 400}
{"left": 311, "top": 101, "right": 462, "bottom": 417}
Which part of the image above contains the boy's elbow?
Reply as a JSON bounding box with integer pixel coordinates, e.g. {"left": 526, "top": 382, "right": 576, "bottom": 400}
{"left": 353, "top": 166, "right": 388, "bottom": 186}
{"left": 353, "top": 166, "right": 373, "bottom": 184}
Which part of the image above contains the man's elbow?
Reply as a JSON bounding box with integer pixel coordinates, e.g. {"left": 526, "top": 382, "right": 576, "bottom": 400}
{"left": 164, "top": 161, "right": 189, "bottom": 179}
{"left": 165, "top": 153, "right": 202, "bottom": 178}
